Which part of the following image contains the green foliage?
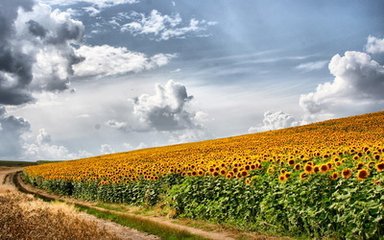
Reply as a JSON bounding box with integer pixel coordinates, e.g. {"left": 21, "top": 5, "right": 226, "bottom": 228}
{"left": 24, "top": 171, "right": 384, "bottom": 239}
{"left": 0, "top": 160, "right": 36, "bottom": 167}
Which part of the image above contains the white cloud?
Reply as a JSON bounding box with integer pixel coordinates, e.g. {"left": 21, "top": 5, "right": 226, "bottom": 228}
{"left": 82, "top": 6, "right": 101, "bottom": 17}
{"left": 194, "top": 111, "right": 210, "bottom": 123}
{"left": 295, "top": 60, "right": 328, "bottom": 72}
{"left": 23, "top": 128, "right": 91, "bottom": 160}
{"left": 365, "top": 35, "right": 384, "bottom": 54}
{"left": 299, "top": 51, "right": 384, "bottom": 120}
{"left": 248, "top": 111, "right": 300, "bottom": 133}
{"left": 132, "top": 80, "right": 203, "bottom": 131}
{"left": 105, "top": 120, "right": 130, "bottom": 131}
{"left": 36, "top": 128, "right": 52, "bottom": 145}
{"left": 100, "top": 144, "right": 114, "bottom": 154}
{"left": 121, "top": 10, "right": 217, "bottom": 41}
{"left": 168, "top": 129, "right": 211, "bottom": 144}
{"left": 106, "top": 80, "right": 208, "bottom": 133}
{"left": 73, "top": 45, "right": 175, "bottom": 77}
{"left": 135, "top": 142, "right": 147, "bottom": 150}
{"left": 40, "top": 0, "right": 139, "bottom": 9}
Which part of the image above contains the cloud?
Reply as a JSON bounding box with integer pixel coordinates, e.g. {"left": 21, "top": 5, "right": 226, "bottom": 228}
{"left": 295, "top": 60, "right": 328, "bottom": 72}
{"left": 121, "top": 10, "right": 217, "bottom": 41}
{"left": 131, "top": 80, "right": 205, "bottom": 131}
{"left": 365, "top": 35, "right": 384, "bottom": 54}
{"left": 40, "top": 0, "right": 139, "bottom": 9}
{"left": 73, "top": 45, "right": 175, "bottom": 77}
{"left": 248, "top": 111, "right": 299, "bottom": 133}
{"left": 105, "top": 120, "right": 130, "bottom": 131}
{"left": 0, "top": 106, "right": 31, "bottom": 159}
{"left": 0, "top": 1, "right": 84, "bottom": 105}
{"left": 106, "top": 80, "right": 207, "bottom": 133}
{"left": 100, "top": 144, "right": 114, "bottom": 154}
{"left": 36, "top": 128, "right": 52, "bottom": 145}
{"left": 168, "top": 129, "right": 211, "bottom": 144}
{"left": 299, "top": 51, "right": 384, "bottom": 119}
{"left": 23, "top": 128, "right": 91, "bottom": 160}
{"left": 82, "top": 6, "right": 101, "bottom": 17}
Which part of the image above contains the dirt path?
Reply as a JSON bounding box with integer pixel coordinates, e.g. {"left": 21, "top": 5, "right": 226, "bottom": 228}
{"left": 0, "top": 167, "right": 22, "bottom": 191}
{"left": 14, "top": 172, "right": 236, "bottom": 240}
{"left": 0, "top": 168, "right": 159, "bottom": 240}
{"left": 7, "top": 168, "right": 287, "bottom": 240}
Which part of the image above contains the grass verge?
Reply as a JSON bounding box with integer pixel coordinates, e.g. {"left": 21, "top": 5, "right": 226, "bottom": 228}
{"left": 75, "top": 205, "right": 208, "bottom": 240}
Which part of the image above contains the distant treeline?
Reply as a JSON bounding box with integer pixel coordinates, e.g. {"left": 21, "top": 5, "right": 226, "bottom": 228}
{"left": 0, "top": 160, "right": 62, "bottom": 167}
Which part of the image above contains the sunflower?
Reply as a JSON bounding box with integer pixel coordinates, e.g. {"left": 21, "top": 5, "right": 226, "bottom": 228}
{"left": 267, "top": 166, "right": 275, "bottom": 174}
{"left": 341, "top": 168, "right": 352, "bottom": 179}
{"left": 320, "top": 164, "right": 329, "bottom": 173}
{"left": 356, "top": 162, "right": 365, "bottom": 170}
{"left": 244, "top": 178, "right": 251, "bottom": 185}
{"left": 299, "top": 172, "right": 308, "bottom": 181}
{"left": 376, "top": 162, "right": 384, "bottom": 172}
{"left": 357, "top": 169, "right": 369, "bottom": 181}
{"left": 284, "top": 172, "right": 291, "bottom": 178}
{"left": 313, "top": 166, "right": 320, "bottom": 173}
{"left": 278, "top": 174, "right": 287, "bottom": 182}
{"left": 304, "top": 164, "right": 313, "bottom": 174}
{"left": 294, "top": 163, "right": 301, "bottom": 171}
{"left": 368, "top": 161, "right": 376, "bottom": 169}
{"left": 330, "top": 172, "right": 339, "bottom": 180}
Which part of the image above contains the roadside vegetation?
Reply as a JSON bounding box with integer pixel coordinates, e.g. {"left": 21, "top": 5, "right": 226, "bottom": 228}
{"left": 76, "top": 205, "right": 207, "bottom": 240}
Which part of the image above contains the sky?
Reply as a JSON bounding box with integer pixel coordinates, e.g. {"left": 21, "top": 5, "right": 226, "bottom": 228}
{"left": 1, "top": 0, "right": 384, "bottom": 160}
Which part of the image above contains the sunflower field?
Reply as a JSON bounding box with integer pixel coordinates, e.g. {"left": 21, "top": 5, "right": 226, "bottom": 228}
{"left": 24, "top": 111, "right": 384, "bottom": 239}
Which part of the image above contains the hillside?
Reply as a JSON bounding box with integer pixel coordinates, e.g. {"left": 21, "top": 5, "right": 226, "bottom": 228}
{"left": 26, "top": 111, "right": 384, "bottom": 183}
{"left": 24, "top": 111, "right": 384, "bottom": 239}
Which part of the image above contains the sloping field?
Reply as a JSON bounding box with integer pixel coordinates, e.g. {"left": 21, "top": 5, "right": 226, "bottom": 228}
{"left": 24, "top": 111, "right": 384, "bottom": 239}
{"left": 26, "top": 111, "right": 384, "bottom": 183}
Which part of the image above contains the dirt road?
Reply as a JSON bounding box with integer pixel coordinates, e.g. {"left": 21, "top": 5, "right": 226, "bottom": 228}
{"left": 3, "top": 167, "right": 286, "bottom": 240}
{"left": 0, "top": 167, "right": 22, "bottom": 190}
{"left": 0, "top": 167, "right": 159, "bottom": 240}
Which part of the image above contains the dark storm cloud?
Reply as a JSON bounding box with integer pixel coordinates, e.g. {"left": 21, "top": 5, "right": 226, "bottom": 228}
{"left": 27, "top": 20, "right": 47, "bottom": 38}
{"left": 0, "top": 0, "right": 84, "bottom": 106}
{"left": 0, "top": 0, "right": 35, "bottom": 105}
{"left": 0, "top": 0, "right": 34, "bottom": 39}
{"left": 0, "top": 45, "right": 35, "bottom": 105}
{"left": 47, "top": 21, "right": 83, "bottom": 44}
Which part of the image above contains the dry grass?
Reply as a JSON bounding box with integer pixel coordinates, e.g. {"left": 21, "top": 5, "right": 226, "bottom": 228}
{"left": 0, "top": 190, "right": 121, "bottom": 240}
